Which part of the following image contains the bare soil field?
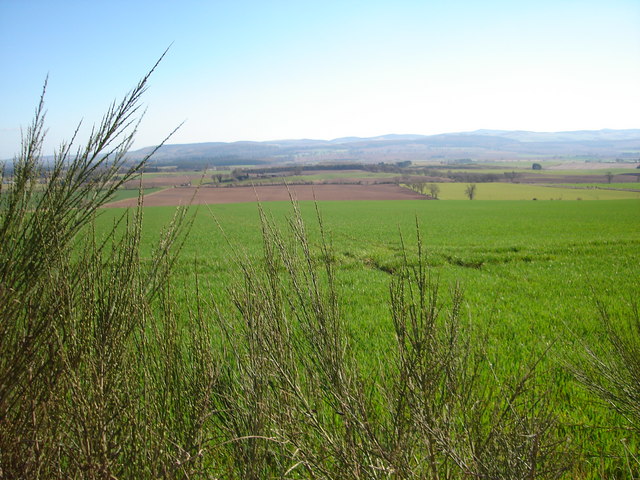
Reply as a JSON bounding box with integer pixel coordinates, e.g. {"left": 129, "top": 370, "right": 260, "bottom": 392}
{"left": 105, "top": 184, "right": 428, "bottom": 207}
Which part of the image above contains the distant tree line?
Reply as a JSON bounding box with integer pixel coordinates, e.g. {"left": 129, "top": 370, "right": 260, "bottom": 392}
{"left": 244, "top": 163, "right": 367, "bottom": 175}
{"left": 242, "top": 162, "right": 509, "bottom": 183}
{"left": 148, "top": 155, "right": 267, "bottom": 170}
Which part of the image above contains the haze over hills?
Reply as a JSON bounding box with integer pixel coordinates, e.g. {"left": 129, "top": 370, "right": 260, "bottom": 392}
{"left": 129, "top": 129, "right": 640, "bottom": 167}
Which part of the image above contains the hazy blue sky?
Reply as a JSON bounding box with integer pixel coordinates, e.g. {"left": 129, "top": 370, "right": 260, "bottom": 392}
{"left": 1, "top": 0, "right": 639, "bottom": 158}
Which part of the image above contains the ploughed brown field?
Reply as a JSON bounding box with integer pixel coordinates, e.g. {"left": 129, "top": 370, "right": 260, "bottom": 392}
{"left": 106, "top": 184, "right": 428, "bottom": 207}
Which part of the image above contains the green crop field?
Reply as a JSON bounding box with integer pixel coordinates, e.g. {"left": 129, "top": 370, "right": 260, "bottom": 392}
{"left": 115, "top": 199, "right": 638, "bottom": 356}
{"left": 101, "top": 198, "right": 640, "bottom": 338}
{"left": 96, "top": 198, "right": 640, "bottom": 469}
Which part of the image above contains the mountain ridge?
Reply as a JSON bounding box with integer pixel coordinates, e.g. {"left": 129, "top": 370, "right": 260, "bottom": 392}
{"left": 129, "top": 129, "right": 640, "bottom": 166}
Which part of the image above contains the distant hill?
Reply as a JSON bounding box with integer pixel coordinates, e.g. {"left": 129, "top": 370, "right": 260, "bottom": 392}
{"left": 129, "top": 129, "right": 640, "bottom": 167}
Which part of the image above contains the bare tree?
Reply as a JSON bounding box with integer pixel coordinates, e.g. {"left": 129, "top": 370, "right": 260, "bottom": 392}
{"left": 505, "top": 170, "right": 520, "bottom": 183}
{"left": 465, "top": 183, "right": 477, "bottom": 200}
{"left": 605, "top": 171, "right": 614, "bottom": 184}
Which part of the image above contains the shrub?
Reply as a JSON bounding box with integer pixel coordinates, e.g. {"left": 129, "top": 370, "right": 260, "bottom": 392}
{"left": 0, "top": 57, "right": 218, "bottom": 479}
{"left": 209, "top": 205, "right": 573, "bottom": 478}
{"left": 570, "top": 301, "right": 640, "bottom": 475}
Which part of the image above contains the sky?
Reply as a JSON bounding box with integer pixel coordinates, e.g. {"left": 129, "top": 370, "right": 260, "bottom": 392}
{"left": 1, "top": 0, "right": 639, "bottom": 159}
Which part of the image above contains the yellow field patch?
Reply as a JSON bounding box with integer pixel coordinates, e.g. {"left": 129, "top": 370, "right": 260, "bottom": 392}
{"left": 435, "top": 182, "right": 640, "bottom": 200}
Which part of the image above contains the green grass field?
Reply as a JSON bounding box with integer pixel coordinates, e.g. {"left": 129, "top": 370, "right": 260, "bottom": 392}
{"left": 101, "top": 198, "right": 639, "bottom": 361}
{"left": 95, "top": 198, "right": 640, "bottom": 473}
